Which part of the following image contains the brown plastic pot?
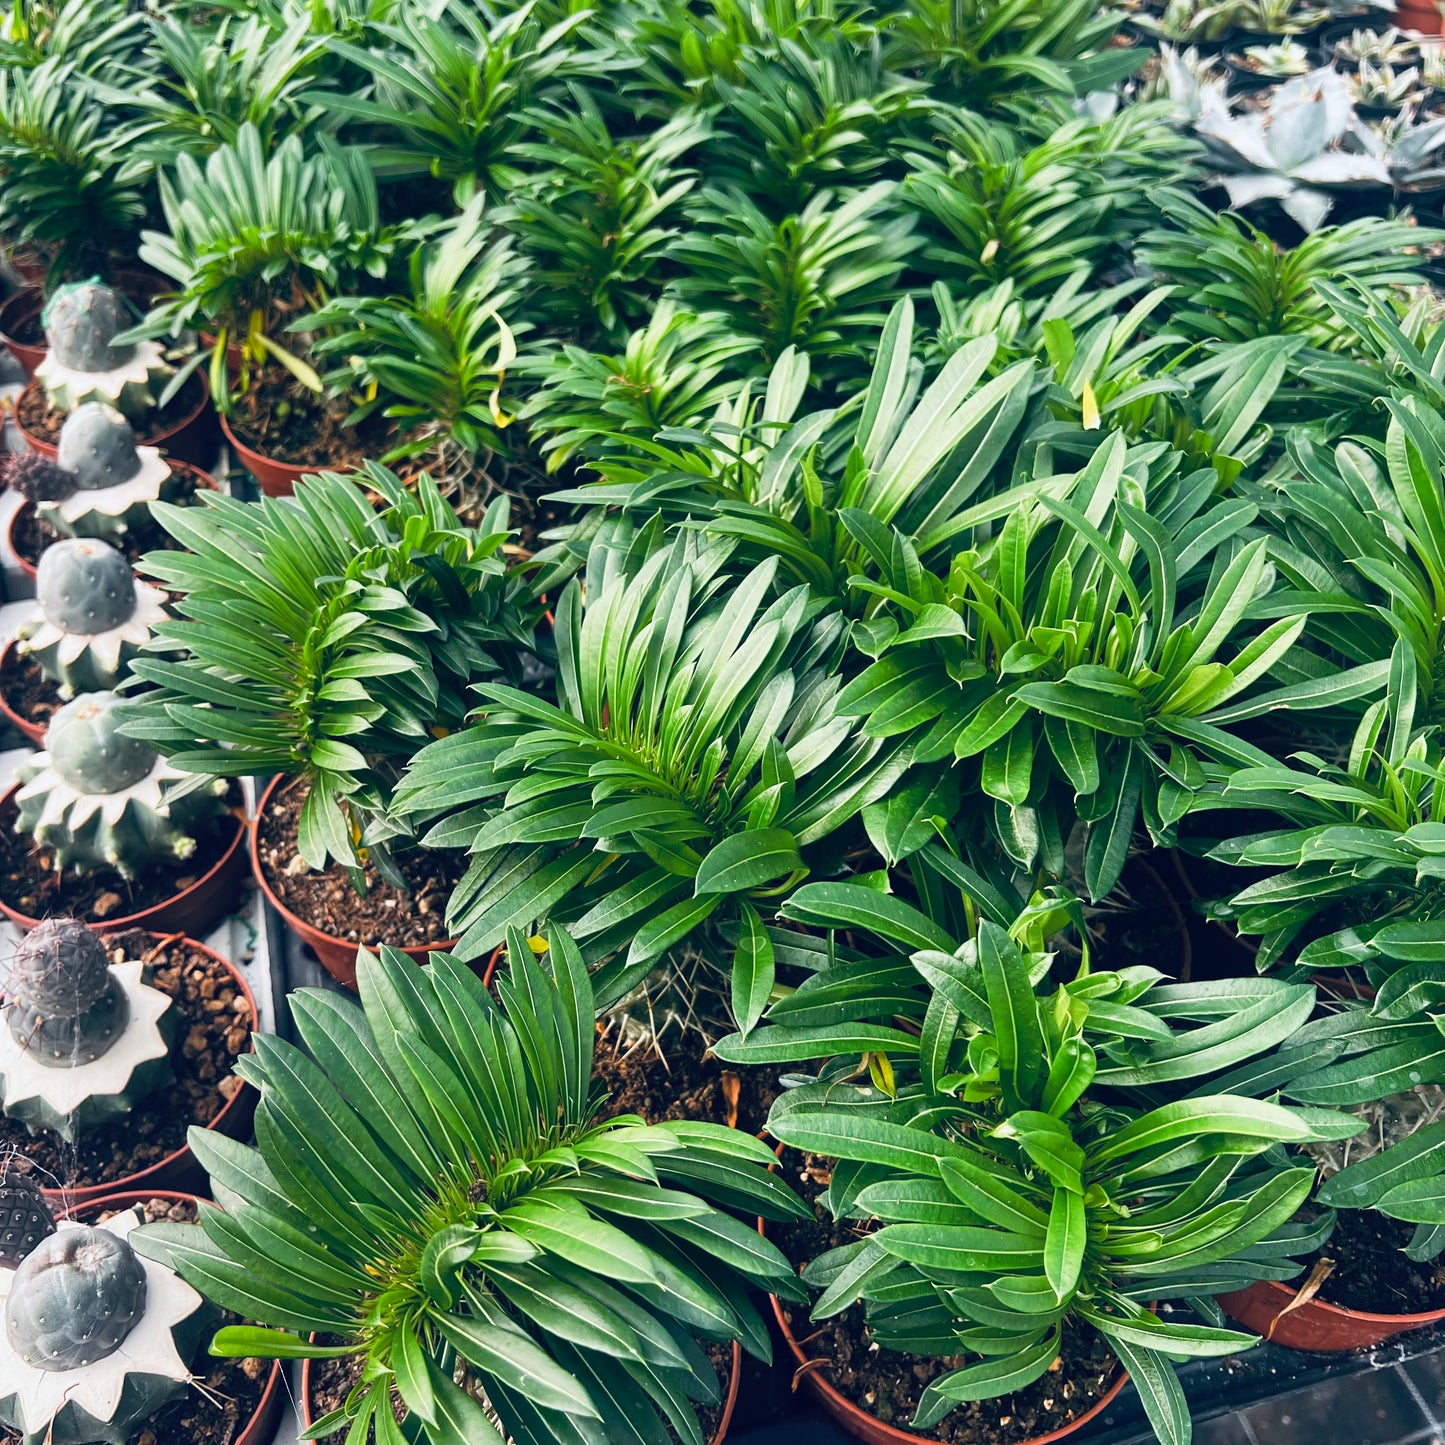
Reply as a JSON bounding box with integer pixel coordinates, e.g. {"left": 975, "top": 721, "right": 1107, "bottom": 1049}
{"left": 14, "top": 371, "right": 216, "bottom": 468}
{"left": 6, "top": 458, "right": 220, "bottom": 581}
{"left": 0, "top": 639, "right": 48, "bottom": 745}
{"left": 219, "top": 410, "right": 347, "bottom": 497}
{"left": 1218, "top": 1275, "right": 1445, "bottom": 1351}
{"left": 769, "top": 1293, "right": 1127, "bottom": 1444}
{"left": 252, "top": 774, "right": 456, "bottom": 988}
{"left": 65, "top": 1189, "right": 284, "bottom": 1445}
{"left": 0, "top": 780, "right": 250, "bottom": 937}
{"left": 0, "top": 287, "right": 45, "bottom": 377}
{"left": 36, "top": 935, "right": 258, "bottom": 1207}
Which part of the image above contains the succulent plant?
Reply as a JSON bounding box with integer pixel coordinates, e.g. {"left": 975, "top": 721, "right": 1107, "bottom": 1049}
{"left": 1348, "top": 58, "right": 1426, "bottom": 108}
{"left": 0, "top": 453, "right": 77, "bottom": 506}
{"left": 1337, "top": 26, "right": 1419, "bottom": 64}
{"left": 36, "top": 405, "right": 171, "bottom": 543}
{"left": 1241, "top": 37, "right": 1314, "bottom": 75}
{"left": 18, "top": 540, "right": 168, "bottom": 696}
{"left": 0, "top": 919, "right": 174, "bottom": 1140}
{"left": 34, "top": 282, "right": 170, "bottom": 420}
{"left": 0, "top": 1163, "right": 54, "bottom": 1271}
{"left": 0, "top": 1210, "right": 208, "bottom": 1445}
{"left": 15, "top": 692, "right": 228, "bottom": 879}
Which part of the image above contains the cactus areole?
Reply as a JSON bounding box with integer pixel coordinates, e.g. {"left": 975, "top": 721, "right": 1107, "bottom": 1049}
{"left": 0, "top": 1208, "right": 206, "bottom": 1445}
{"left": 39, "top": 407, "right": 171, "bottom": 543}
{"left": 35, "top": 284, "right": 171, "bottom": 422}
{"left": 0, "top": 920, "right": 173, "bottom": 1140}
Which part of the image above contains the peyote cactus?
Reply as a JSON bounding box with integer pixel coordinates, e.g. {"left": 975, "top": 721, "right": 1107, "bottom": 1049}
{"left": 0, "top": 920, "right": 174, "bottom": 1140}
{"left": 0, "top": 1209, "right": 208, "bottom": 1445}
{"left": 18, "top": 540, "right": 168, "bottom": 697}
{"left": 36, "top": 406, "right": 172, "bottom": 543}
{"left": 34, "top": 282, "right": 171, "bottom": 421}
{"left": 15, "top": 693, "right": 229, "bottom": 880}
{"left": 0, "top": 453, "right": 77, "bottom": 506}
{"left": 0, "top": 1162, "right": 54, "bottom": 1271}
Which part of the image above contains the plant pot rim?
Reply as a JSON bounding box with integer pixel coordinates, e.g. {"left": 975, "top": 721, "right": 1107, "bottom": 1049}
{"left": 251, "top": 774, "right": 456, "bottom": 986}
{"left": 5, "top": 458, "right": 219, "bottom": 581}
{"left": 63, "top": 1188, "right": 284, "bottom": 1445}
{"left": 0, "top": 778, "right": 249, "bottom": 937}
{"left": 1234, "top": 1275, "right": 1445, "bottom": 1329}
{"left": 0, "top": 286, "right": 42, "bottom": 336}
{"left": 219, "top": 409, "right": 352, "bottom": 496}
{"left": 0, "top": 638, "right": 49, "bottom": 745}
{"left": 27, "top": 928, "right": 258, "bottom": 1207}
{"left": 14, "top": 371, "right": 211, "bottom": 461}
{"left": 767, "top": 1292, "right": 1128, "bottom": 1445}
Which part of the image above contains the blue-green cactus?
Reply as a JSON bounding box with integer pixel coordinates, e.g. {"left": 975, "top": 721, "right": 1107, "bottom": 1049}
{"left": 39, "top": 408, "right": 172, "bottom": 544}
{"left": 5, "top": 922, "right": 129, "bottom": 1071}
{"left": 55, "top": 407, "right": 141, "bottom": 492}
{"left": 36, "top": 285, "right": 169, "bottom": 420}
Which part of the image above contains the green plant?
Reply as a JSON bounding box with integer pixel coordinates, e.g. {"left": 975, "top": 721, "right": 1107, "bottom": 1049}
{"left": 133, "top": 934, "right": 807, "bottom": 1445}
{"left": 1237, "top": 38, "right": 1313, "bottom": 76}
{"left": 391, "top": 534, "right": 908, "bottom": 1027}
{"left": 118, "top": 465, "right": 536, "bottom": 877}
{"left": 36, "top": 281, "right": 172, "bottom": 419}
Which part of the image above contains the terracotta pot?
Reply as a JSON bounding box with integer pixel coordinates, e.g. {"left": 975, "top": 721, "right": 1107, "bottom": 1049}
{"left": 0, "top": 639, "right": 48, "bottom": 745}
{"left": 6, "top": 459, "right": 220, "bottom": 581}
{"left": 1219, "top": 1275, "right": 1445, "bottom": 1351}
{"left": 769, "top": 1293, "right": 1127, "bottom": 1444}
{"left": 14, "top": 372, "right": 216, "bottom": 468}
{"left": 0, "top": 781, "right": 250, "bottom": 937}
{"left": 0, "top": 287, "right": 45, "bottom": 377}
{"left": 251, "top": 774, "right": 455, "bottom": 988}
{"left": 1398, "top": 0, "right": 1444, "bottom": 33}
{"left": 64, "top": 1190, "right": 284, "bottom": 1445}
{"left": 34, "top": 932, "right": 258, "bottom": 1206}
{"left": 301, "top": 1338, "right": 738, "bottom": 1445}
{"left": 220, "top": 410, "right": 344, "bottom": 498}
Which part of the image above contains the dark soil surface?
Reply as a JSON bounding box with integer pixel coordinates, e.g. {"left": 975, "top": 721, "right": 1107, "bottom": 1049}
{"left": 0, "top": 1194, "right": 275, "bottom": 1445}
{"left": 9, "top": 463, "right": 216, "bottom": 574}
{"left": 0, "top": 928, "right": 251, "bottom": 1192}
{"left": 0, "top": 784, "right": 244, "bottom": 925}
{"left": 17, "top": 371, "right": 206, "bottom": 447}
{"left": 225, "top": 369, "right": 387, "bottom": 470}
{"left": 256, "top": 781, "right": 461, "bottom": 949}
{"left": 0, "top": 648, "right": 60, "bottom": 733}
{"left": 773, "top": 1152, "right": 1120, "bottom": 1444}
{"left": 1087, "top": 853, "right": 1191, "bottom": 981}
{"left": 592, "top": 1027, "right": 778, "bottom": 1134}
{"left": 309, "top": 1338, "right": 405, "bottom": 1444}
{"left": 1313, "top": 1208, "right": 1445, "bottom": 1314}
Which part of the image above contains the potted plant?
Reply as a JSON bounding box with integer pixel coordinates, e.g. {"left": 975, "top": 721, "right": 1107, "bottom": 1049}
{"left": 0, "top": 536, "right": 168, "bottom": 744}
{"left": 0, "top": 1175, "right": 282, "bottom": 1445}
{"left": 0, "top": 691, "right": 247, "bottom": 934}
{"left": 716, "top": 882, "right": 1358, "bottom": 1443}
{"left": 130, "top": 932, "right": 806, "bottom": 1445}
{"left": 0, "top": 919, "right": 256, "bottom": 1207}
{"left": 1221, "top": 34, "right": 1315, "bottom": 83}
{"left": 123, "top": 125, "right": 410, "bottom": 495}
{"left": 12, "top": 281, "right": 213, "bottom": 466}
{"left": 118, "top": 463, "right": 538, "bottom": 984}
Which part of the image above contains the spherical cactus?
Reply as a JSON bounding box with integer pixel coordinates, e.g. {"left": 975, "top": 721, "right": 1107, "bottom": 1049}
{"left": 0, "top": 453, "right": 77, "bottom": 506}
{"left": 0, "top": 1164, "right": 54, "bottom": 1270}
{"left": 4, "top": 1226, "right": 147, "bottom": 1371}
{"left": 46, "top": 694, "right": 156, "bottom": 796}
{"left": 37, "top": 542, "right": 137, "bottom": 636}
{"left": 55, "top": 406, "right": 141, "bottom": 492}
{"left": 3, "top": 921, "right": 129, "bottom": 1070}
{"left": 42, "top": 284, "right": 136, "bottom": 375}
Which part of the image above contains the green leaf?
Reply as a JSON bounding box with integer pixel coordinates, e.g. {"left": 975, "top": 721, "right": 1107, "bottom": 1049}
{"left": 732, "top": 900, "right": 775, "bottom": 1038}
{"left": 1044, "top": 1188, "right": 1085, "bottom": 1300}
{"left": 695, "top": 829, "right": 803, "bottom": 895}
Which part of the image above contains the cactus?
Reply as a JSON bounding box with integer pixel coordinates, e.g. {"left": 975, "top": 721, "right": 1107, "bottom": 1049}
{"left": 18, "top": 541, "right": 168, "bottom": 696}
{"left": 0, "top": 453, "right": 77, "bottom": 506}
{"left": 37, "top": 407, "right": 172, "bottom": 544}
{"left": 0, "top": 1210, "right": 208, "bottom": 1445}
{"left": 5, "top": 1226, "right": 147, "bottom": 1370}
{"left": 0, "top": 920, "right": 175, "bottom": 1141}
{"left": 0, "top": 1163, "right": 54, "bottom": 1271}
{"left": 34, "top": 283, "right": 170, "bottom": 421}
{"left": 15, "top": 693, "right": 229, "bottom": 880}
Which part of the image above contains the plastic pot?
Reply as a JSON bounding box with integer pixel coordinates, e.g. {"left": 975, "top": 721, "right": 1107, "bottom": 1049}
{"left": 251, "top": 774, "right": 455, "bottom": 988}
{"left": 6, "top": 459, "right": 220, "bottom": 581}
{"left": 64, "top": 1189, "right": 284, "bottom": 1445}
{"left": 0, "top": 287, "right": 45, "bottom": 377}
{"left": 1218, "top": 1275, "right": 1445, "bottom": 1351}
{"left": 0, "top": 639, "right": 49, "bottom": 745}
{"left": 14, "top": 372, "right": 216, "bottom": 468}
{"left": 768, "top": 1293, "right": 1128, "bottom": 1444}
{"left": 34, "top": 932, "right": 259, "bottom": 1207}
{"left": 1398, "top": 0, "right": 1444, "bottom": 32}
{"left": 0, "top": 780, "right": 250, "bottom": 937}
{"left": 219, "top": 410, "right": 340, "bottom": 497}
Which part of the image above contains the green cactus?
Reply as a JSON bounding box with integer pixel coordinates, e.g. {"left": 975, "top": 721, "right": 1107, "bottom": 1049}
{"left": 38, "top": 407, "right": 171, "bottom": 544}
{"left": 5, "top": 922, "right": 129, "bottom": 1070}
{"left": 36, "top": 284, "right": 170, "bottom": 421}
{"left": 0, "top": 1164, "right": 54, "bottom": 1271}
{"left": 19, "top": 541, "right": 167, "bottom": 697}
{"left": 15, "top": 693, "right": 228, "bottom": 879}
